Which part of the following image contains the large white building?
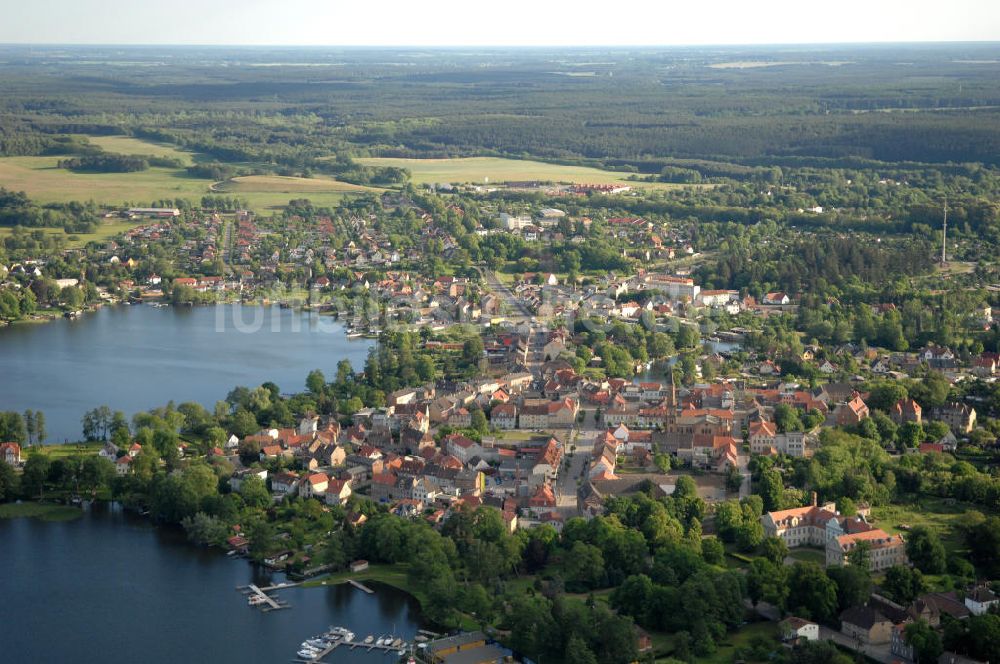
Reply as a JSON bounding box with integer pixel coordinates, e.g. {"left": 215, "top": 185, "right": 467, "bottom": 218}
{"left": 761, "top": 499, "right": 908, "bottom": 571}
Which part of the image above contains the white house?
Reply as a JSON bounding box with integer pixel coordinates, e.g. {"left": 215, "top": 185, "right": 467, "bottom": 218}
{"left": 781, "top": 617, "right": 819, "bottom": 642}
{"left": 965, "top": 586, "right": 1000, "bottom": 615}
{"left": 324, "top": 479, "right": 353, "bottom": 506}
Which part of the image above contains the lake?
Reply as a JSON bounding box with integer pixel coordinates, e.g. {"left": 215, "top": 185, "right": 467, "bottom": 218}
{"left": 0, "top": 503, "right": 427, "bottom": 664}
{"left": 0, "top": 305, "right": 374, "bottom": 442}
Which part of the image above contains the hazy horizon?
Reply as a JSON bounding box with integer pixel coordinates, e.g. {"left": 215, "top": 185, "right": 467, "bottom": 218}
{"left": 5, "top": 0, "right": 999, "bottom": 47}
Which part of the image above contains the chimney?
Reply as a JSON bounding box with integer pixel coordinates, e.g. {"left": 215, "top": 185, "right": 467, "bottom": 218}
{"left": 811, "top": 491, "right": 818, "bottom": 507}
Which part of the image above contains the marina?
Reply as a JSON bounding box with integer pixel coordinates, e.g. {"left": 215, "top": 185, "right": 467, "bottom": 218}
{"left": 292, "top": 626, "right": 415, "bottom": 663}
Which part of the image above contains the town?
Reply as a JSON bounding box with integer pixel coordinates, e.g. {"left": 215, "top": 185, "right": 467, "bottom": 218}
{"left": 2, "top": 38, "right": 1000, "bottom": 664}
{"left": 3, "top": 177, "right": 1000, "bottom": 664}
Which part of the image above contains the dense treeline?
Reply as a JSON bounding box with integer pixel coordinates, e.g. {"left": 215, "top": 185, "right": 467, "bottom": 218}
{"left": 2, "top": 45, "right": 1000, "bottom": 174}
{"left": 696, "top": 234, "right": 935, "bottom": 297}
{"left": 58, "top": 153, "right": 150, "bottom": 173}
{"left": 0, "top": 187, "right": 100, "bottom": 231}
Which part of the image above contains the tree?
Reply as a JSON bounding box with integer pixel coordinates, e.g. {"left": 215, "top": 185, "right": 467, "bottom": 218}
{"left": 21, "top": 454, "right": 50, "bottom": 498}
{"left": 702, "top": 537, "right": 725, "bottom": 565}
{"left": 34, "top": 411, "right": 46, "bottom": 444}
{"left": 965, "top": 516, "right": 1000, "bottom": 577}
{"left": 906, "top": 526, "right": 947, "bottom": 574}
{"left": 0, "top": 411, "right": 26, "bottom": 445}
{"left": 470, "top": 408, "right": 488, "bottom": 434}
{"left": 905, "top": 621, "right": 943, "bottom": 664}
{"left": 0, "top": 459, "right": 19, "bottom": 501}
{"left": 79, "top": 456, "right": 115, "bottom": 492}
{"left": 897, "top": 422, "right": 924, "bottom": 450}
{"left": 181, "top": 512, "right": 228, "bottom": 546}
{"left": 23, "top": 410, "right": 35, "bottom": 445}
{"left": 747, "top": 558, "right": 788, "bottom": 609}
{"left": 306, "top": 369, "right": 326, "bottom": 395}
{"left": 564, "top": 635, "right": 599, "bottom": 664}
{"left": 654, "top": 452, "right": 672, "bottom": 474}
{"left": 461, "top": 336, "right": 485, "bottom": 368}
{"left": 786, "top": 562, "right": 838, "bottom": 623}
{"left": 882, "top": 565, "right": 927, "bottom": 604}
{"left": 239, "top": 475, "right": 271, "bottom": 509}
{"left": 761, "top": 536, "right": 790, "bottom": 566}
{"left": 774, "top": 403, "right": 803, "bottom": 433}
{"left": 827, "top": 564, "right": 872, "bottom": 612}
{"left": 564, "top": 541, "right": 605, "bottom": 592}
{"left": 736, "top": 516, "right": 765, "bottom": 551}
{"left": 757, "top": 469, "right": 786, "bottom": 512}
{"left": 81, "top": 406, "right": 112, "bottom": 441}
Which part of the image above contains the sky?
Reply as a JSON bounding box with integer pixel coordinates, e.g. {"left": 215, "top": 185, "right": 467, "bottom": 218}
{"left": 3, "top": 0, "right": 999, "bottom": 46}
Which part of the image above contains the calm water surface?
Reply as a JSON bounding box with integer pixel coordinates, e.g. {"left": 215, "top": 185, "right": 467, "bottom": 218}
{"left": 0, "top": 305, "right": 373, "bottom": 442}
{"left": 0, "top": 504, "right": 426, "bottom": 664}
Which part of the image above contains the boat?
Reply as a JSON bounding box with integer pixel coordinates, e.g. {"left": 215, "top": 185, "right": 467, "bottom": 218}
{"left": 297, "top": 649, "right": 317, "bottom": 659}
{"left": 391, "top": 638, "right": 402, "bottom": 647}
{"left": 364, "top": 635, "right": 374, "bottom": 644}
{"left": 343, "top": 632, "right": 355, "bottom": 642}
{"left": 346, "top": 331, "right": 364, "bottom": 339}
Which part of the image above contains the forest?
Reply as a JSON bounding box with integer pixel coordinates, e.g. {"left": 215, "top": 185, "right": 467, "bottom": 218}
{"left": 1, "top": 44, "right": 1000, "bottom": 176}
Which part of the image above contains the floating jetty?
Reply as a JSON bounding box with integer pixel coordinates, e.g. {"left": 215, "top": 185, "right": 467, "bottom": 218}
{"left": 236, "top": 582, "right": 296, "bottom": 611}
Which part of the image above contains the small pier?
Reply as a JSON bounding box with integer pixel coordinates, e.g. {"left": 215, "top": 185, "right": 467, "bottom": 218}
{"left": 347, "top": 579, "right": 374, "bottom": 594}
{"left": 237, "top": 583, "right": 291, "bottom": 611}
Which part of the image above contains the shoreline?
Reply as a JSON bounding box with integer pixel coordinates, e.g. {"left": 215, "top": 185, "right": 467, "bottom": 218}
{"left": 2, "top": 496, "right": 454, "bottom": 631}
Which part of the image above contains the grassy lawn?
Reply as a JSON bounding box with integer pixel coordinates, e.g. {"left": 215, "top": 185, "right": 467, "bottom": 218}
{"left": 29, "top": 442, "right": 103, "bottom": 458}
{"left": 88, "top": 135, "right": 197, "bottom": 165}
{"left": 787, "top": 548, "right": 827, "bottom": 565}
{"left": 357, "top": 156, "right": 695, "bottom": 191}
{"left": 691, "top": 621, "right": 778, "bottom": 664}
{"left": 0, "top": 502, "right": 83, "bottom": 521}
{"left": 868, "top": 496, "right": 974, "bottom": 553}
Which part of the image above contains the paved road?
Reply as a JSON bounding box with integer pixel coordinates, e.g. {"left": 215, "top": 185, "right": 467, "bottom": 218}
{"left": 478, "top": 267, "right": 533, "bottom": 320}
{"left": 555, "top": 427, "right": 594, "bottom": 515}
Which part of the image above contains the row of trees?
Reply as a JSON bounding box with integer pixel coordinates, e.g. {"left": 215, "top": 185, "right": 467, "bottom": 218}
{"left": 0, "top": 410, "right": 46, "bottom": 444}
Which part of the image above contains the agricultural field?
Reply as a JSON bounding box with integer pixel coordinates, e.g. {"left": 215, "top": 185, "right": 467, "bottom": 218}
{"left": 0, "top": 157, "right": 374, "bottom": 211}
{"left": 0, "top": 156, "right": 212, "bottom": 204}
{"left": 357, "top": 156, "right": 691, "bottom": 190}
{"left": 213, "top": 175, "right": 378, "bottom": 195}
{"left": 87, "top": 135, "right": 197, "bottom": 165}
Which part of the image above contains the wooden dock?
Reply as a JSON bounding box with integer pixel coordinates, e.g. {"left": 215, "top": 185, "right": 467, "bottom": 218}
{"left": 347, "top": 579, "right": 374, "bottom": 594}
{"left": 237, "top": 583, "right": 290, "bottom": 611}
